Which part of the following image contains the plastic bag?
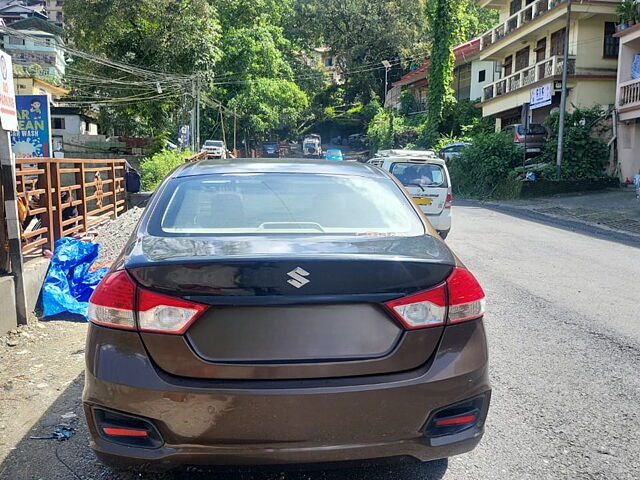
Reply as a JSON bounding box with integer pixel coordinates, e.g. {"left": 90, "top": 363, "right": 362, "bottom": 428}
{"left": 41, "top": 237, "right": 109, "bottom": 320}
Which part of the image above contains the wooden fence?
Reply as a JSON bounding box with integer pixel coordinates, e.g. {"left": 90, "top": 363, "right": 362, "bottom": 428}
{"left": 15, "top": 158, "right": 126, "bottom": 256}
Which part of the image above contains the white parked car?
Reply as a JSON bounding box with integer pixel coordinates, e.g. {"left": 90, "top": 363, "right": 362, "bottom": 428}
{"left": 202, "top": 140, "right": 226, "bottom": 159}
{"left": 368, "top": 150, "right": 452, "bottom": 239}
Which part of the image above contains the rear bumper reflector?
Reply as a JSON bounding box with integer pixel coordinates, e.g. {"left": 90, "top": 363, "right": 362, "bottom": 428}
{"left": 102, "top": 427, "right": 149, "bottom": 438}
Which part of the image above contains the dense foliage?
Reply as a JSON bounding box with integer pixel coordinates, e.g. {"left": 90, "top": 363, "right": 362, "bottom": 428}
{"left": 140, "top": 149, "right": 193, "bottom": 191}
{"left": 294, "top": 0, "right": 430, "bottom": 103}
{"left": 541, "top": 107, "right": 610, "bottom": 180}
{"left": 448, "top": 132, "right": 523, "bottom": 197}
{"left": 64, "top": 0, "right": 221, "bottom": 136}
{"left": 423, "top": 0, "right": 465, "bottom": 145}
{"left": 62, "top": 0, "right": 501, "bottom": 141}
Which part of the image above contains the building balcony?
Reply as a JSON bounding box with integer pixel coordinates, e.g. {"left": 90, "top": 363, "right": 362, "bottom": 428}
{"left": 480, "top": 0, "right": 567, "bottom": 51}
{"left": 479, "top": 0, "right": 618, "bottom": 59}
{"left": 482, "top": 54, "right": 575, "bottom": 102}
{"left": 618, "top": 77, "right": 640, "bottom": 113}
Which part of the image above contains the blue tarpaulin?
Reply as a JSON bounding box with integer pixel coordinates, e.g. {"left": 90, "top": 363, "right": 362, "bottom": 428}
{"left": 41, "top": 238, "right": 109, "bottom": 320}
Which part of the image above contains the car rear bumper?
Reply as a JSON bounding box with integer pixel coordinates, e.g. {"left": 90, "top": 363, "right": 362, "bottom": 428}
{"left": 424, "top": 209, "right": 452, "bottom": 232}
{"left": 83, "top": 320, "right": 490, "bottom": 469}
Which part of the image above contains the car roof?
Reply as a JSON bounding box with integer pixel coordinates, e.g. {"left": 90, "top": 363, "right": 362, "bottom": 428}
{"left": 441, "top": 142, "right": 469, "bottom": 148}
{"left": 173, "top": 158, "right": 386, "bottom": 179}
{"left": 371, "top": 156, "right": 446, "bottom": 167}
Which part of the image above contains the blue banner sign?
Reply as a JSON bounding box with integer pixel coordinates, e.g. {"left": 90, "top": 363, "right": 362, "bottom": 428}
{"left": 11, "top": 94, "right": 52, "bottom": 158}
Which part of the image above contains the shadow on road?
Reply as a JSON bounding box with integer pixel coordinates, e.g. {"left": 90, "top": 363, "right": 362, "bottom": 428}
{"left": 0, "top": 372, "right": 449, "bottom": 480}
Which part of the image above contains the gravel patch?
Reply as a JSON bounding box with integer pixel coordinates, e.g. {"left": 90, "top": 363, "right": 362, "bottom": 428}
{"left": 94, "top": 207, "right": 144, "bottom": 264}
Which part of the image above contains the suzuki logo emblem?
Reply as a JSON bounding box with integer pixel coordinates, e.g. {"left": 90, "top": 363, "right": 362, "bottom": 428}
{"left": 287, "top": 267, "right": 310, "bottom": 289}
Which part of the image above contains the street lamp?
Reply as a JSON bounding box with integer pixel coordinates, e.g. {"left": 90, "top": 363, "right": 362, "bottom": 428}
{"left": 381, "top": 60, "right": 392, "bottom": 103}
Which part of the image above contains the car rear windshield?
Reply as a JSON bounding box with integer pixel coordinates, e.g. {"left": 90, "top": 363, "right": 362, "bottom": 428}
{"left": 154, "top": 173, "right": 424, "bottom": 236}
{"left": 517, "top": 125, "right": 546, "bottom": 135}
{"left": 390, "top": 162, "right": 447, "bottom": 188}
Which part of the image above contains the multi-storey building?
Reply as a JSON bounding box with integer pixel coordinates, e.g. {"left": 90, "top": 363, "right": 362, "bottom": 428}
{"left": 614, "top": 24, "right": 640, "bottom": 182}
{"left": 477, "top": 0, "right": 620, "bottom": 129}
{"left": 392, "top": 38, "right": 498, "bottom": 112}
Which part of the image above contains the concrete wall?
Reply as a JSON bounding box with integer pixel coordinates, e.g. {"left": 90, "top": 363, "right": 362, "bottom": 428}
{"left": 570, "top": 78, "right": 617, "bottom": 109}
{"left": 574, "top": 15, "right": 619, "bottom": 74}
{"left": 51, "top": 114, "right": 82, "bottom": 135}
{"left": 618, "top": 121, "right": 640, "bottom": 182}
{"left": 0, "top": 258, "right": 49, "bottom": 333}
{"left": 471, "top": 60, "right": 499, "bottom": 101}
{"left": 0, "top": 276, "right": 18, "bottom": 333}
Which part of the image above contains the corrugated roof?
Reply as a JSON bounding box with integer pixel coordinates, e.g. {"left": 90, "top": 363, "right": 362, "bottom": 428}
{"left": 393, "top": 38, "right": 481, "bottom": 87}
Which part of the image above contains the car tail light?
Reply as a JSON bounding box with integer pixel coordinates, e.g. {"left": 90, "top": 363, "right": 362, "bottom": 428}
{"left": 137, "top": 287, "right": 208, "bottom": 334}
{"left": 385, "top": 284, "right": 447, "bottom": 329}
{"left": 445, "top": 187, "right": 453, "bottom": 209}
{"left": 446, "top": 267, "right": 486, "bottom": 323}
{"left": 384, "top": 267, "right": 485, "bottom": 329}
{"left": 88, "top": 270, "right": 137, "bottom": 330}
{"left": 89, "top": 270, "right": 208, "bottom": 334}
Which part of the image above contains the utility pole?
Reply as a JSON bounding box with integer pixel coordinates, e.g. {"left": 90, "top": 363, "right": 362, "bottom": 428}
{"left": 190, "top": 78, "right": 196, "bottom": 151}
{"left": 219, "top": 106, "right": 227, "bottom": 150}
{"left": 381, "top": 60, "right": 392, "bottom": 106}
{"left": 233, "top": 108, "right": 237, "bottom": 156}
{"left": 195, "top": 75, "right": 201, "bottom": 151}
{"left": 556, "top": 0, "right": 572, "bottom": 179}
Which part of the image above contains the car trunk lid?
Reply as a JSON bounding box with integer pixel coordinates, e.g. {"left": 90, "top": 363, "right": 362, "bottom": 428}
{"left": 126, "top": 234, "right": 454, "bottom": 379}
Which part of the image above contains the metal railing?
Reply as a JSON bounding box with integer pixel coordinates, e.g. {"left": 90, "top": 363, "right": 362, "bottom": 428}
{"left": 619, "top": 78, "right": 640, "bottom": 107}
{"left": 480, "top": 0, "right": 563, "bottom": 50}
{"left": 15, "top": 158, "right": 126, "bottom": 255}
{"left": 482, "top": 55, "right": 575, "bottom": 101}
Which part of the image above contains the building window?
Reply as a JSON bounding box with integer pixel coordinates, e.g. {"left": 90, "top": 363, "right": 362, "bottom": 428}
{"left": 535, "top": 38, "right": 547, "bottom": 62}
{"left": 478, "top": 69, "right": 486, "bottom": 82}
{"left": 515, "top": 47, "right": 530, "bottom": 71}
{"left": 551, "top": 28, "right": 565, "bottom": 56}
{"left": 509, "top": 0, "right": 522, "bottom": 15}
{"left": 8, "top": 36, "right": 25, "bottom": 45}
{"left": 504, "top": 55, "right": 513, "bottom": 76}
{"left": 603, "top": 22, "right": 619, "bottom": 58}
{"left": 52, "top": 117, "right": 65, "bottom": 129}
{"left": 324, "top": 57, "right": 333, "bottom": 67}
{"left": 56, "top": 12, "right": 63, "bottom": 21}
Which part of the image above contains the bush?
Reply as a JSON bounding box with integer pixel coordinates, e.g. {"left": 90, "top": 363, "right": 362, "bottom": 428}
{"left": 367, "top": 110, "right": 415, "bottom": 152}
{"left": 140, "top": 149, "right": 193, "bottom": 191}
{"left": 448, "top": 132, "right": 523, "bottom": 198}
{"left": 541, "top": 107, "right": 610, "bottom": 180}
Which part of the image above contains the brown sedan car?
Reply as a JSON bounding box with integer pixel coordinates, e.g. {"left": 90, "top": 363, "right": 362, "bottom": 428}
{"left": 83, "top": 159, "right": 490, "bottom": 471}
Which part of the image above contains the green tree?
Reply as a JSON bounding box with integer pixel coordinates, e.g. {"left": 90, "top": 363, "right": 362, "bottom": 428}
{"left": 64, "top": 0, "right": 221, "bottom": 136}
{"left": 461, "top": 0, "right": 499, "bottom": 40}
{"left": 208, "top": 0, "right": 309, "bottom": 140}
{"left": 423, "top": 0, "right": 465, "bottom": 146}
{"left": 294, "top": 0, "right": 429, "bottom": 103}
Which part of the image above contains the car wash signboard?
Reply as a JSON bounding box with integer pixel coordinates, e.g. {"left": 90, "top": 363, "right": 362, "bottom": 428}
{"left": 11, "top": 94, "right": 52, "bottom": 158}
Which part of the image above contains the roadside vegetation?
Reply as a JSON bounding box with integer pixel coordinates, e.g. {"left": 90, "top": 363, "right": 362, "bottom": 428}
{"left": 140, "top": 150, "right": 193, "bottom": 191}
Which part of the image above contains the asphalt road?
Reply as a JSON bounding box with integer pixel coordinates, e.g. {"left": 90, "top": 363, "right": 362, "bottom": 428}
{"left": 1, "top": 205, "right": 639, "bottom": 479}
